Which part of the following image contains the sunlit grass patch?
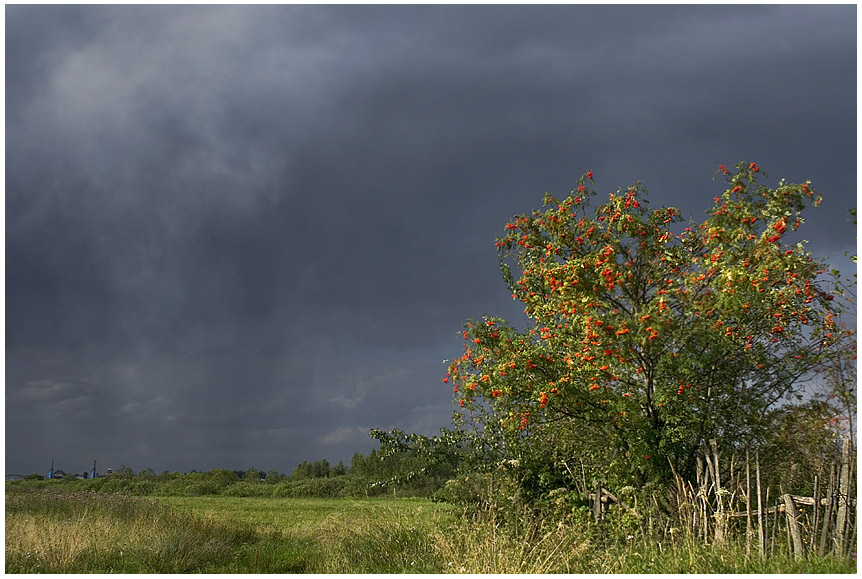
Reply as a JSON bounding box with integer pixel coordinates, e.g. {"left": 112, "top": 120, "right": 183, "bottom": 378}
{"left": 162, "top": 495, "right": 455, "bottom": 573}
{"left": 5, "top": 487, "right": 257, "bottom": 573}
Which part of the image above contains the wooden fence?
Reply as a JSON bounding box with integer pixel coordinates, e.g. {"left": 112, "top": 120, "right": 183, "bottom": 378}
{"left": 588, "top": 437, "right": 856, "bottom": 559}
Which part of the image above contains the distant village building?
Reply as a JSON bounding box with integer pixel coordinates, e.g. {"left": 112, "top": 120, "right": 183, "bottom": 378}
{"left": 43, "top": 460, "right": 106, "bottom": 479}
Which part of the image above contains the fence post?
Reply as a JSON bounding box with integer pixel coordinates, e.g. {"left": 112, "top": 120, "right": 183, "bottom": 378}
{"left": 818, "top": 462, "right": 835, "bottom": 557}
{"left": 592, "top": 478, "right": 603, "bottom": 523}
{"left": 756, "top": 449, "right": 765, "bottom": 558}
{"left": 810, "top": 473, "right": 820, "bottom": 553}
{"left": 697, "top": 455, "right": 708, "bottom": 541}
{"left": 710, "top": 439, "right": 725, "bottom": 545}
{"left": 745, "top": 447, "right": 752, "bottom": 556}
{"left": 783, "top": 494, "right": 805, "bottom": 559}
{"left": 835, "top": 437, "right": 851, "bottom": 556}
{"left": 770, "top": 491, "right": 779, "bottom": 557}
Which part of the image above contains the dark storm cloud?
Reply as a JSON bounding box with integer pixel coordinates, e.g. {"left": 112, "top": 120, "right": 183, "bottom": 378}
{"left": 6, "top": 5, "right": 856, "bottom": 475}
{"left": 7, "top": 379, "right": 100, "bottom": 415}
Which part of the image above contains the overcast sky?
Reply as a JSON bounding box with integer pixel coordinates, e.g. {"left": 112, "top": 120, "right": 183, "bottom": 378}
{"left": 6, "top": 4, "right": 857, "bottom": 476}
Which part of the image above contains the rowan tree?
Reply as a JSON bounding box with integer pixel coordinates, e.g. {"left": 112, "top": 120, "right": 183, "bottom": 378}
{"left": 445, "top": 162, "right": 852, "bottom": 488}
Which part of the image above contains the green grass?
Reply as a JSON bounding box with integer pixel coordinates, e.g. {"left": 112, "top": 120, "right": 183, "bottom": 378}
{"left": 160, "top": 495, "right": 455, "bottom": 573}
{"left": 6, "top": 486, "right": 856, "bottom": 573}
{"left": 577, "top": 536, "right": 855, "bottom": 574}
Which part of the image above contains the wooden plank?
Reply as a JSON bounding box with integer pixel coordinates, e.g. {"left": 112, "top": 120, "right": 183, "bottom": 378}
{"left": 725, "top": 496, "right": 855, "bottom": 518}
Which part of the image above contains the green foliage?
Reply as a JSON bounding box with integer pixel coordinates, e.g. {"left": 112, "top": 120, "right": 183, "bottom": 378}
{"left": 273, "top": 476, "right": 348, "bottom": 498}
{"left": 243, "top": 466, "right": 263, "bottom": 481}
{"left": 432, "top": 475, "right": 489, "bottom": 505}
{"left": 113, "top": 464, "right": 135, "bottom": 478}
{"left": 221, "top": 481, "right": 275, "bottom": 498}
{"left": 332, "top": 460, "right": 349, "bottom": 476}
{"left": 264, "top": 469, "right": 285, "bottom": 484}
{"left": 446, "top": 162, "right": 854, "bottom": 497}
{"left": 366, "top": 428, "right": 465, "bottom": 495}
{"left": 289, "top": 459, "right": 332, "bottom": 481}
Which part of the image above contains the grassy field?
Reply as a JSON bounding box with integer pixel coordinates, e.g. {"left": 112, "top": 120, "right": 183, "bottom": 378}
{"left": 6, "top": 485, "right": 856, "bottom": 573}
{"left": 159, "top": 495, "right": 457, "bottom": 573}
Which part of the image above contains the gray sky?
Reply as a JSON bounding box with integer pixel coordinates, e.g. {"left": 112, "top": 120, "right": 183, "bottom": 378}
{"left": 6, "top": 5, "right": 857, "bottom": 476}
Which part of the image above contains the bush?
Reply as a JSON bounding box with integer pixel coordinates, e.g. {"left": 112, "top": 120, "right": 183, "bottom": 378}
{"left": 222, "top": 481, "right": 275, "bottom": 498}
{"left": 185, "top": 481, "right": 222, "bottom": 496}
{"left": 273, "top": 476, "right": 348, "bottom": 498}
{"left": 128, "top": 480, "right": 156, "bottom": 495}
{"left": 433, "top": 476, "right": 485, "bottom": 505}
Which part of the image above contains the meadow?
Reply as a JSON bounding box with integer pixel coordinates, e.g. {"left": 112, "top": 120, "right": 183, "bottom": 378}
{"left": 5, "top": 485, "right": 855, "bottom": 573}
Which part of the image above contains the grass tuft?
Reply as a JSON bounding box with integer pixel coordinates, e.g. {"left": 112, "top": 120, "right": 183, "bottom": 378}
{"left": 431, "top": 508, "right": 591, "bottom": 573}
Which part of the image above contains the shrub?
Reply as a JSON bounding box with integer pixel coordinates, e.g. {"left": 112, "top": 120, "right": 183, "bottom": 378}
{"left": 222, "top": 481, "right": 275, "bottom": 498}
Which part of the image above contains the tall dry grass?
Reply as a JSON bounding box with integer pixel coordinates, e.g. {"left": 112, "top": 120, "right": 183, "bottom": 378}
{"left": 430, "top": 508, "right": 592, "bottom": 574}
{"left": 5, "top": 487, "right": 255, "bottom": 573}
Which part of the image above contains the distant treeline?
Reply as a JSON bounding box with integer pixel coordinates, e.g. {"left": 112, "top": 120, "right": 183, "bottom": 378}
{"left": 8, "top": 444, "right": 458, "bottom": 500}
